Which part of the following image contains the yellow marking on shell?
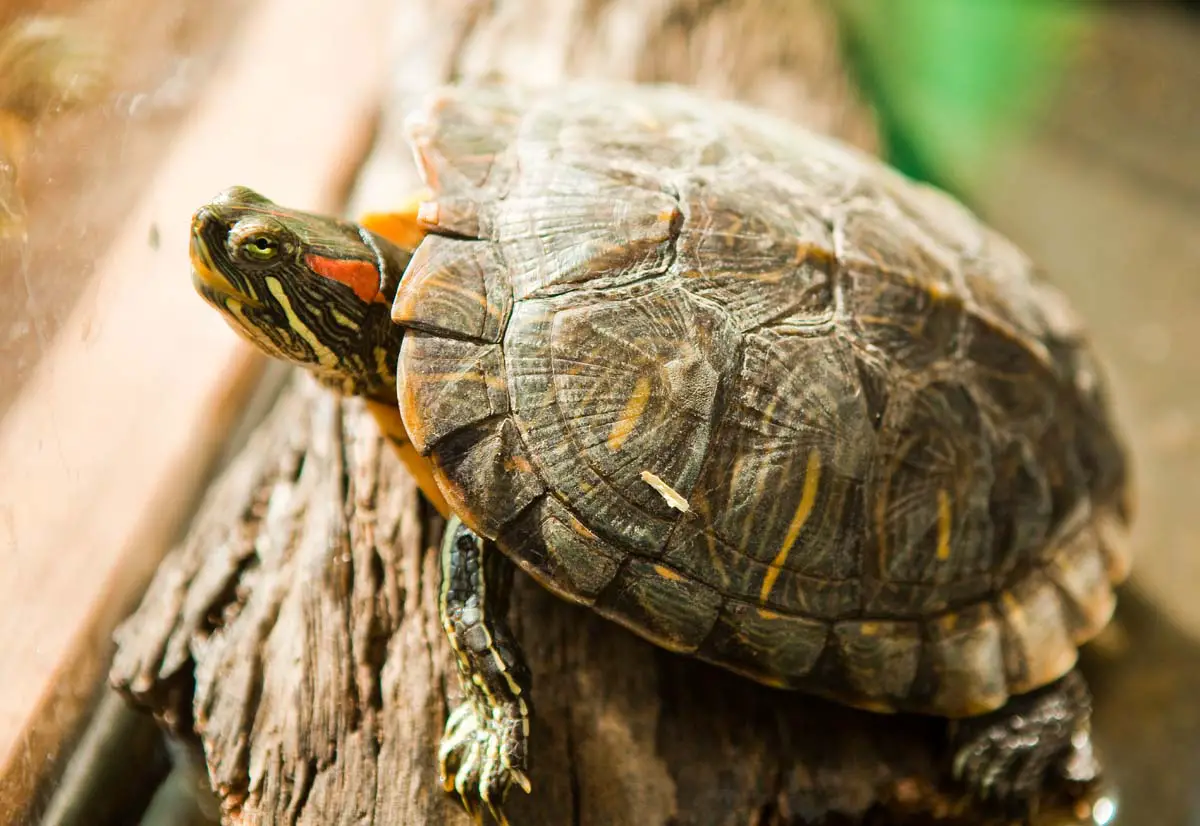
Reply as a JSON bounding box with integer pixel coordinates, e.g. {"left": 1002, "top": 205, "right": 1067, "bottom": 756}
{"left": 936, "top": 488, "right": 952, "bottom": 561}
{"left": 759, "top": 449, "right": 822, "bottom": 603}
{"left": 265, "top": 277, "right": 340, "bottom": 371}
{"left": 608, "top": 375, "right": 653, "bottom": 452}
{"left": 640, "top": 470, "right": 690, "bottom": 512}
{"left": 794, "top": 242, "right": 835, "bottom": 268}
{"left": 410, "top": 371, "right": 507, "bottom": 390}
{"left": 937, "top": 612, "right": 961, "bottom": 632}
{"left": 756, "top": 607, "right": 781, "bottom": 620}
{"left": 365, "top": 400, "right": 451, "bottom": 517}
{"left": 859, "top": 622, "right": 879, "bottom": 637}
{"left": 653, "top": 564, "right": 683, "bottom": 582}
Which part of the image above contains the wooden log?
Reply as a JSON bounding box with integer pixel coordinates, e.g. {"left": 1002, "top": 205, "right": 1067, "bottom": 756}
{"left": 109, "top": 0, "right": 1103, "bottom": 824}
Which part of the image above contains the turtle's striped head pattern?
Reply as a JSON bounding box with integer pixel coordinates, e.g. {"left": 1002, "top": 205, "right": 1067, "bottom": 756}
{"left": 190, "top": 186, "right": 409, "bottom": 401}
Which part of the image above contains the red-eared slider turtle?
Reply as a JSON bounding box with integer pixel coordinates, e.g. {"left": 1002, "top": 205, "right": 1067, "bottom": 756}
{"left": 189, "top": 81, "right": 1132, "bottom": 822}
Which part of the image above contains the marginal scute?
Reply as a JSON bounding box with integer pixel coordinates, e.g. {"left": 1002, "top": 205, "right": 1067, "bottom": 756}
{"left": 834, "top": 620, "right": 921, "bottom": 708}
{"left": 701, "top": 600, "right": 829, "bottom": 683}
{"left": 594, "top": 558, "right": 722, "bottom": 653}
{"left": 429, "top": 417, "right": 544, "bottom": 538}
{"left": 393, "top": 235, "right": 511, "bottom": 342}
{"left": 397, "top": 333, "right": 508, "bottom": 453}
{"left": 1095, "top": 507, "right": 1133, "bottom": 584}
{"left": 1045, "top": 523, "right": 1116, "bottom": 644}
{"left": 499, "top": 496, "right": 622, "bottom": 604}
{"left": 997, "top": 571, "right": 1078, "bottom": 696}
{"left": 406, "top": 84, "right": 522, "bottom": 193}
{"left": 926, "top": 603, "right": 1009, "bottom": 717}
{"left": 418, "top": 194, "right": 489, "bottom": 239}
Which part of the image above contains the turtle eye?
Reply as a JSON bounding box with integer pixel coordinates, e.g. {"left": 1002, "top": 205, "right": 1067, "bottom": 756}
{"left": 240, "top": 234, "right": 279, "bottom": 262}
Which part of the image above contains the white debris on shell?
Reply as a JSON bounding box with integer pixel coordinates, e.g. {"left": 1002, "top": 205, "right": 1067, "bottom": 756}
{"left": 640, "top": 470, "right": 689, "bottom": 512}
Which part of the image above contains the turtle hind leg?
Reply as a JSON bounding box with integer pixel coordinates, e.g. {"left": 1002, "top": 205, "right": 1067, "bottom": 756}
{"left": 950, "top": 669, "right": 1099, "bottom": 809}
{"left": 359, "top": 187, "right": 433, "bottom": 251}
{"left": 438, "top": 516, "right": 533, "bottom": 824}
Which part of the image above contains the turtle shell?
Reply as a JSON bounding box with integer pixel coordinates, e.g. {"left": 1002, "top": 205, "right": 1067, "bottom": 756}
{"left": 392, "top": 82, "right": 1131, "bottom": 718}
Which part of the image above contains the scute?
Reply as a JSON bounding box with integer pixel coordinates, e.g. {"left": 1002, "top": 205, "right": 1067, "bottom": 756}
{"left": 678, "top": 161, "right": 836, "bottom": 331}
{"left": 701, "top": 601, "right": 829, "bottom": 685}
{"left": 866, "top": 381, "right": 997, "bottom": 616}
{"left": 661, "top": 328, "right": 871, "bottom": 620}
{"left": 392, "top": 235, "right": 511, "bottom": 342}
{"left": 549, "top": 286, "right": 737, "bottom": 519}
{"left": 398, "top": 333, "right": 508, "bottom": 453}
{"left": 497, "top": 166, "right": 681, "bottom": 300}
{"left": 594, "top": 558, "right": 723, "bottom": 653}
{"left": 398, "top": 81, "right": 1132, "bottom": 715}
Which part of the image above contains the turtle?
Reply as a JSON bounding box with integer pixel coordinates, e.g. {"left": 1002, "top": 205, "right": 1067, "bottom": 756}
{"left": 189, "top": 81, "right": 1132, "bottom": 822}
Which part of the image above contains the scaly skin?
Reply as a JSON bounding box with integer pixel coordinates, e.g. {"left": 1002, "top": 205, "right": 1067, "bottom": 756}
{"left": 190, "top": 186, "right": 531, "bottom": 820}
{"left": 190, "top": 186, "right": 450, "bottom": 514}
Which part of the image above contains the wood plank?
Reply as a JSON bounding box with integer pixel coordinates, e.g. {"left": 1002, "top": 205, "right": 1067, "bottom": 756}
{"left": 0, "top": 0, "right": 392, "bottom": 818}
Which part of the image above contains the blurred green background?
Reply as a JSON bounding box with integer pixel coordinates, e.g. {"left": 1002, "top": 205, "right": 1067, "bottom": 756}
{"left": 835, "top": 0, "right": 1096, "bottom": 192}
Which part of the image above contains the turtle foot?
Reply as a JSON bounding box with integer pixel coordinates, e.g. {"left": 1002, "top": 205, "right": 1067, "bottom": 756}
{"left": 950, "top": 670, "right": 1098, "bottom": 808}
{"left": 439, "top": 699, "right": 531, "bottom": 824}
{"left": 437, "top": 517, "right": 533, "bottom": 824}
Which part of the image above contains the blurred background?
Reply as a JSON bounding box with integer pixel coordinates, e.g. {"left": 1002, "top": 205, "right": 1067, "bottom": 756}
{"left": 0, "top": 0, "right": 1197, "bottom": 824}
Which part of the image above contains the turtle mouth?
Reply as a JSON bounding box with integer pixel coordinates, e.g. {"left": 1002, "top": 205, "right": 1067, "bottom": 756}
{"left": 189, "top": 222, "right": 265, "bottom": 310}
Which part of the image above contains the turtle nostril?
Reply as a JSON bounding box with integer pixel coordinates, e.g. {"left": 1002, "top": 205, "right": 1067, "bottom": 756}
{"left": 191, "top": 206, "right": 213, "bottom": 235}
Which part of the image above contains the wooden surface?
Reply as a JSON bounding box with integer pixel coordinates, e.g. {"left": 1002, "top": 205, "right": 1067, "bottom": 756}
{"left": 112, "top": 377, "right": 1096, "bottom": 826}
{"left": 0, "top": 0, "right": 394, "bottom": 820}
{"left": 110, "top": 0, "right": 1101, "bottom": 824}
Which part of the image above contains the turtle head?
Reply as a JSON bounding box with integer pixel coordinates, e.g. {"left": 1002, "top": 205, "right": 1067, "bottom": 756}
{"left": 190, "top": 186, "right": 409, "bottom": 401}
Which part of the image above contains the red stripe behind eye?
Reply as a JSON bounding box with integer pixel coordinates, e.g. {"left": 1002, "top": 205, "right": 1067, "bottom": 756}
{"left": 305, "top": 254, "right": 381, "bottom": 302}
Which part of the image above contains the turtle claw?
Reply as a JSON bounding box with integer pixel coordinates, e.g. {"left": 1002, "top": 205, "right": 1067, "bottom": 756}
{"left": 951, "top": 671, "right": 1097, "bottom": 807}
{"left": 439, "top": 697, "right": 529, "bottom": 824}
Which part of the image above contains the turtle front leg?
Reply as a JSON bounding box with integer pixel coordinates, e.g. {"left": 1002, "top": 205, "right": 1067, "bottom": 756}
{"left": 438, "top": 516, "right": 533, "bottom": 824}
{"left": 950, "top": 669, "right": 1099, "bottom": 807}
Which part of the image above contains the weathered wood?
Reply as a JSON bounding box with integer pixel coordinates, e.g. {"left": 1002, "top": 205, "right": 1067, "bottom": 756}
{"left": 109, "top": 0, "right": 1102, "bottom": 824}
